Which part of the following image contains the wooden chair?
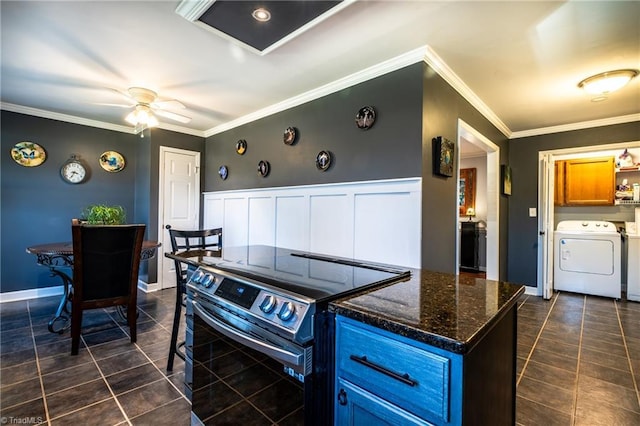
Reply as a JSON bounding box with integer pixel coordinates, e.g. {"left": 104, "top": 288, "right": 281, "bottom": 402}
{"left": 165, "top": 225, "right": 222, "bottom": 371}
{"left": 70, "top": 219, "right": 146, "bottom": 355}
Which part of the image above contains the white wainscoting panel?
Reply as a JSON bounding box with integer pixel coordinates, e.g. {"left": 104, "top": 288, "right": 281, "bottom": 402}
{"left": 203, "top": 178, "right": 421, "bottom": 267}
{"left": 310, "top": 194, "right": 352, "bottom": 257}
{"left": 275, "top": 196, "right": 307, "bottom": 251}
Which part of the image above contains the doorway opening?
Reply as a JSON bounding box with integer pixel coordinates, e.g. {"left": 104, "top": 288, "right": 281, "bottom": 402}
{"left": 457, "top": 119, "right": 500, "bottom": 280}
{"left": 537, "top": 140, "right": 640, "bottom": 299}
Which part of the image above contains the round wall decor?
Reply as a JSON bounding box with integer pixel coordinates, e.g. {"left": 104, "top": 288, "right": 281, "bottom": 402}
{"left": 316, "top": 150, "right": 332, "bottom": 171}
{"left": 99, "top": 151, "right": 125, "bottom": 172}
{"left": 258, "top": 160, "right": 270, "bottom": 177}
{"left": 11, "top": 141, "right": 46, "bottom": 167}
{"left": 236, "top": 139, "right": 247, "bottom": 155}
{"left": 218, "top": 165, "right": 228, "bottom": 180}
{"left": 355, "top": 106, "right": 376, "bottom": 130}
{"left": 283, "top": 127, "right": 298, "bottom": 145}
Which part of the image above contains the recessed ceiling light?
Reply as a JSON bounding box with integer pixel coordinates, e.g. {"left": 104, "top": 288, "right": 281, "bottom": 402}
{"left": 252, "top": 8, "right": 271, "bottom": 22}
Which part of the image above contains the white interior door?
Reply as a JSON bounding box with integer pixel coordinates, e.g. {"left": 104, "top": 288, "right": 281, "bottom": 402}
{"left": 537, "top": 153, "right": 554, "bottom": 299}
{"left": 159, "top": 147, "right": 200, "bottom": 289}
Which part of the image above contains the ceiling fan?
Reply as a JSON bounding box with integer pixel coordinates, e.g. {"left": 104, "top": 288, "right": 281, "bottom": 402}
{"left": 104, "top": 87, "right": 192, "bottom": 133}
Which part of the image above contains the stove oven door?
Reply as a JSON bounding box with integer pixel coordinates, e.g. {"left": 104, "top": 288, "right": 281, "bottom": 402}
{"left": 188, "top": 296, "right": 308, "bottom": 425}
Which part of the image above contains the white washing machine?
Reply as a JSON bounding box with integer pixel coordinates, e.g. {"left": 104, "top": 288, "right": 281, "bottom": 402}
{"left": 554, "top": 220, "right": 621, "bottom": 298}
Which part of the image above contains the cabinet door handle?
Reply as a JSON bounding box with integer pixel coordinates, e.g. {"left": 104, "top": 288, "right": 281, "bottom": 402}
{"left": 349, "top": 355, "right": 417, "bottom": 387}
{"left": 338, "top": 388, "right": 348, "bottom": 406}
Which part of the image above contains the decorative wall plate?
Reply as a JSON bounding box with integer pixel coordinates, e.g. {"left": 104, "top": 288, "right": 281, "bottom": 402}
{"left": 355, "top": 106, "right": 376, "bottom": 130}
{"left": 316, "top": 150, "right": 332, "bottom": 171}
{"left": 218, "top": 165, "right": 228, "bottom": 180}
{"left": 258, "top": 160, "right": 270, "bottom": 177}
{"left": 236, "top": 139, "right": 247, "bottom": 155}
{"left": 283, "top": 127, "right": 297, "bottom": 145}
{"left": 11, "top": 141, "right": 46, "bottom": 167}
{"left": 99, "top": 151, "right": 125, "bottom": 172}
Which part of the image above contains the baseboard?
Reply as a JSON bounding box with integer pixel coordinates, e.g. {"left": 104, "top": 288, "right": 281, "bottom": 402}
{"left": 0, "top": 280, "right": 161, "bottom": 303}
{"left": 0, "top": 286, "right": 64, "bottom": 303}
{"left": 524, "top": 285, "right": 538, "bottom": 296}
{"left": 138, "top": 280, "right": 159, "bottom": 293}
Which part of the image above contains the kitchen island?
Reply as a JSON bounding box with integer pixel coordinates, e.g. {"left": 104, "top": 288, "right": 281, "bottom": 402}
{"left": 330, "top": 270, "right": 524, "bottom": 425}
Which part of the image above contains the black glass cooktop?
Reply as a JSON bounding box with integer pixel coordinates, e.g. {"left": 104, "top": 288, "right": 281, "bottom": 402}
{"left": 212, "top": 246, "right": 411, "bottom": 302}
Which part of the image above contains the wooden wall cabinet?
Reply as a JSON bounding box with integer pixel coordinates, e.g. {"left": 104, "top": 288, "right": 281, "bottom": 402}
{"left": 554, "top": 156, "right": 614, "bottom": 206}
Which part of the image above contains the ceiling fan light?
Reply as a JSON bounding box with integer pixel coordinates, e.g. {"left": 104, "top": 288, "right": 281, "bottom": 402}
{"left": 578, "top": 69, "right": 638, "bottom": 95}
{"left": 125, "top": 110, "right": 138, "bottom": 125}
{"left": 147, "top": 114, "right": 159, "bottom": 128}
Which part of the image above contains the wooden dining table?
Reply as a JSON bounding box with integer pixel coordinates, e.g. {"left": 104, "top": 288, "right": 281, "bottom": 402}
{"left": 26, "top": 240, "right": 161, "bottom": 333}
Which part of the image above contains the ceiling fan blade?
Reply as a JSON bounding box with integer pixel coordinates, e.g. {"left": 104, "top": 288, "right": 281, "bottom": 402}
{"left": 152, "top": 99, "right": 186, "bottom": 110}
{"left": 153, "top": 108, "right": 192, "bottom": 123}
{"left": 95, "top": 102, "right": 135, "bottom": 108}
{"left": 109, "top": 88, "right": 136, "bottom": 102}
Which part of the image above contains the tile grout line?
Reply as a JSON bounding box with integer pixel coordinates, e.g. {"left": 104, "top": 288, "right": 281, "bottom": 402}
{"left": 27, "top": 300, "right": 51, "bottom": 426}
{"left": 569, "top": 295, "right": 586, "bottom": 426}
{"left": 614, "top": 299, "right": 640, "bottom": 409}
{"left": 107, "top": 303, "right": 190, "bottom": 404}
{"left": 516, "top": 291, "right": 560, "bottom": 387}
{"left": 80, "top": 311, "right": 133, "bottom": 426}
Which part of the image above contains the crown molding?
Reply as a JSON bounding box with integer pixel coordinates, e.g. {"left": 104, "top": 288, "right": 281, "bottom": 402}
{"left": 205, "top": 46, "right": 428, "bottom": 137}
{"left": 175, "top": 0, "right": 215, "bottom": 21}
{"left": 510, "top": 113, "right": 640, "bottom": 139}
{"left": 421, "top": 46, "right": 511, "bottom": 138}
{"left": 1, "top": 103, "right": 205, "bottom": 138}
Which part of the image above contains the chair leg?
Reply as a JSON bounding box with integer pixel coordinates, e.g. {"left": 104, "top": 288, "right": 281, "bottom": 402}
{"left": 128, "top": 303, "right": 137, "bottom": 344}
{"left": 167, "top": 286, "right": 183, "bottom": 372}
{"left": 70, "top": 307, "right": 83, "bottom": 355}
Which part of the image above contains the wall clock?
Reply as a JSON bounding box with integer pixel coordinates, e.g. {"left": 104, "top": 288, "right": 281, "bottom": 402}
{"left": 61, "top": 155, "right": 87, "bottom": 184}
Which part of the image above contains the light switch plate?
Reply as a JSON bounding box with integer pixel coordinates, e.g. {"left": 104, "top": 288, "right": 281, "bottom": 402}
{"left": 529, "top": 208, "right": 536, "bottom": 217}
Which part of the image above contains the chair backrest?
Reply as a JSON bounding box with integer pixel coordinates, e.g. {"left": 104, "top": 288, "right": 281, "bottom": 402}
{"left": 166, "top": 226, "right": 222, "bottom": 253}
{"left": 72, "top": 221, "right": 146, "bottom": 303}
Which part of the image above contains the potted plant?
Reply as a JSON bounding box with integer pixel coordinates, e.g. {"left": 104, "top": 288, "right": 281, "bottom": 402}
{"left": 82, "top": 204, "right": 126, "bottom": 225}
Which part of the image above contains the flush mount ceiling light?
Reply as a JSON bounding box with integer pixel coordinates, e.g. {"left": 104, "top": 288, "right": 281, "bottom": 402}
{"left": 578, "top": 69, "right": 639, "bottom": 100}
{"left": 252, "top": 7, "right": 271, "bottom": 22}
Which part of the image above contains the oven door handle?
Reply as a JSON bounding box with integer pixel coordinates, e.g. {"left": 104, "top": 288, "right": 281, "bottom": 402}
{"left": 192, "top": 300, "right": 304, "bottom": 367}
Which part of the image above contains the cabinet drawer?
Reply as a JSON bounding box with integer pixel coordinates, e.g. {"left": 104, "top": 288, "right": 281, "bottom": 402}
{"left": 336, "top": 378, "right": 433, "bottom": 426}
{"left": 337, "top": 319, "right": 451, "bottom": 423}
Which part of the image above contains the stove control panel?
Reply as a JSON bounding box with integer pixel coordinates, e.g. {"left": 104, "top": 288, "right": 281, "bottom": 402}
{"left": 187, "top": 266, "right": 314, "bottom": 342}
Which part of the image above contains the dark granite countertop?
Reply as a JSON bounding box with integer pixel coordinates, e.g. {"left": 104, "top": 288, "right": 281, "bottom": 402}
{"left": 330, "top": 270, "right": 525, "bottom": 355}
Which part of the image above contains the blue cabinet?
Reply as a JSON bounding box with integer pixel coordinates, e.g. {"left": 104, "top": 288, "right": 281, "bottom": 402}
{"left": 336, "top": 378, "right": 432, "bottom": 425}
{"left": 335, "top": 312, "right": 517, "bottom": 425}
{"left": 335, "top": 316, "right": 463, "bottom": 425}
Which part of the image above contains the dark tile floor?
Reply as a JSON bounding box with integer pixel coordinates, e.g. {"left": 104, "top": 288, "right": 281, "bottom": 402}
{"left": 1, "top": 288, "right": 639, "bottom": 425}
{"left": 516, "top": 291, "right": 640, "bottom": 425}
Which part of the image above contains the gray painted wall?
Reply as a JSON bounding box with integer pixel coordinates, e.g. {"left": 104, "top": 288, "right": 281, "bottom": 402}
{"left": 1, "top": 111, "right": 204, "bottom": 293}
{"left": 507, "top": 121, "right": 640, "bottom": 286}
{"left": 421, "top": 65, "right": 510, "bottom": 276}
{"left": 204, "top": 64, "right": 424, "bottom": 192}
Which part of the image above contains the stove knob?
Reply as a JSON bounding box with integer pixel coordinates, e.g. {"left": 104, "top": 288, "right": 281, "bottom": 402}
{"left": 191, "top": 270, "right": 205, "bottom": 284}
{"left": 278, "top": 302, "right": 296, "bottom": 321}
{"left": 202, "top": 274, "right": 215, "bottom": 288}
{"left": 259, "top": 295, "right": 277, "bottom": 313}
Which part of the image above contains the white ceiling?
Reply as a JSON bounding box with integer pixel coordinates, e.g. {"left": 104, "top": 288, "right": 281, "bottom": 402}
{"left": 1, "top": 1, "right": 638, "bottom": 140}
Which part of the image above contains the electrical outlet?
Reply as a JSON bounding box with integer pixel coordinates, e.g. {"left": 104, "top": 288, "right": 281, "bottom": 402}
{"left": 529, "top": 208, "right": 536, "bottom": 217}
